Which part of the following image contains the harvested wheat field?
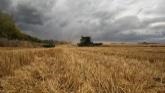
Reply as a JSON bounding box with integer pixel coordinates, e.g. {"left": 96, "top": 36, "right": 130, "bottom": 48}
{"left": 0, "top": 45, "right": 165, "bottom": 93}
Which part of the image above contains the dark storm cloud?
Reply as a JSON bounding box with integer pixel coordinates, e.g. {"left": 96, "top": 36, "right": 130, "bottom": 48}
{"left": 0, "top": 0, "right": 11, "bottom": 10}
{"left": 0, "top": 0, "right": 10, "bottom": 9}
{"left": 14, "top": 4, "right": 43, "bottom": 25}
{"left": 1, "top": 0, "right": 165, "bottom": 42}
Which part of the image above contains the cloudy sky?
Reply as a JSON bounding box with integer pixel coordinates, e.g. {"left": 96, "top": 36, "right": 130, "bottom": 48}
{"left": 0, "top": 0, "right": 165, "bottom": 42}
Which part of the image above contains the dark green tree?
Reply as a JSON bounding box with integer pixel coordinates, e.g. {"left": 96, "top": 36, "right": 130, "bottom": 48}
{"left": 0, "top": 11, "right": 41, "bottom": 42}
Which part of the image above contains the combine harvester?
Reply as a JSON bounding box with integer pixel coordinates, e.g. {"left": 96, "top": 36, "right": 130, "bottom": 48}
{"left": 78, "top": 36, "right": 102, "bottom": 47}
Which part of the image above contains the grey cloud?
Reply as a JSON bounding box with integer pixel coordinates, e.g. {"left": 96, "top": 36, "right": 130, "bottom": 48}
{"left": 144, "top": 17, "right": 165, "bottom": 25}
{"left": 0, "top": 0, "right": 10, "bottom": 10}
{"left": 14, "top": 4, "right": 44, "bottom": 25}
{"left": 113, "top": 16, "right": 142, "bottom": 30}
{"left": 1, "top": 0, "right": 165, "bottom": 42}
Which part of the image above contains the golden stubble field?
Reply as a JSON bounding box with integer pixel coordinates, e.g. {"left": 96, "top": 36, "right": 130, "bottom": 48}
{"left": 0, "top": 45, "right": 165, "bottom": 93}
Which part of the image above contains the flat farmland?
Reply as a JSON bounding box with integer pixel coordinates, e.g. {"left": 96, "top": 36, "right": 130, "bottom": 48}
{"left": 0, "top": 46, "right": 165, "bottom": 93}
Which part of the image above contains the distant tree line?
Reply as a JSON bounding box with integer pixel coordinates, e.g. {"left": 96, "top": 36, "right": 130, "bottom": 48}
{"left": 0, "top": 11, "right": 56, "bottom": 47}
{"left": 0, "top": 11, "right": 41, "bottom": 42}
